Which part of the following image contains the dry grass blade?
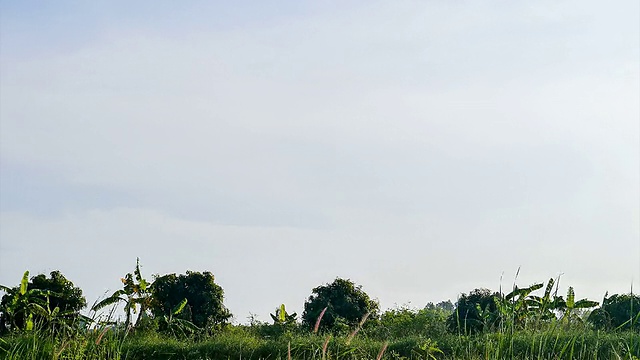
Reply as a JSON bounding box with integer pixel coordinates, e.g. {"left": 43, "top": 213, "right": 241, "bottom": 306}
{"left": 314, "top": 307, "right": 328, "bottom": 334}
{"left": 287, "top": 341, "right": 291, "bottom": 360}
{"left": 95, "top": 327, "right": 111, "bottom": 345}
{"left": 322, "top": 334, "right": 331, "bottom": 360}
{"left": 54, "top": 340, "right": 68, "bottom": 359}
{"left": 376, "top": 341, "right": 389, "bottom": 360}
{"left": 346, "top": 311, "right": 371, "bottom": 345}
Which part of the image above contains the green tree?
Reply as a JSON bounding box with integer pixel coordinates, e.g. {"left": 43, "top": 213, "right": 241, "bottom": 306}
{"left": 151, "top": 271, "right": 231, "bottom": 331}
{"left": 447, "top": 288, "right": 501, "bottom": 334}
{"left": 0, "top": 271, "right": 86, "bottom": 333}
{"left": 588, "top": 293, "right": 640, "bottom": 331}
{"left": 302, "top": 278, "right": 379, "bottom": 333}
{"left": 29, "top": 271, "right": 86, "bottom": 317}
{"left": 432, "top": 300, "right": 454, "bottom": 312}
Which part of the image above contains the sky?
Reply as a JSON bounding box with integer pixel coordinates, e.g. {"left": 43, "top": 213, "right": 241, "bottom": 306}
{"left": 0, "top": 0, "right": 639, "bottom": 323}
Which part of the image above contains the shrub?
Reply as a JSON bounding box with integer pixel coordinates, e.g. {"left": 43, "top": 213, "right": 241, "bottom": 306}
{"left": 447, "top": 288, "right": 501, "bottom": 334}
{"left": 301, "top": 278, "right": 379, "bottom": 333}
{"left": 151, "top": 271, "right": 231, "bottom": 332}
{"left": 589, "top": 293, "right": 640, "bottom": 331}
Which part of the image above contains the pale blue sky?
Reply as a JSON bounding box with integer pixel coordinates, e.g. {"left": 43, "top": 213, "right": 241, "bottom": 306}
{"left": 1, "top": 0, "right": 639, "bottom": 322}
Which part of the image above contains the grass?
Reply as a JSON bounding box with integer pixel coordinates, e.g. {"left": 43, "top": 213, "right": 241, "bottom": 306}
{"left": 1, "top": 326, "right": 638, "bottom": 360}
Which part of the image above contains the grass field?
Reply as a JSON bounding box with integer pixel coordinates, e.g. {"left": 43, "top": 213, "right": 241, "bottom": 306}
{"left": 2, "top": 268, "right": 638, "bottom": 359}
{"left": 1, "top": 322, "right": 638, "bottom": 359}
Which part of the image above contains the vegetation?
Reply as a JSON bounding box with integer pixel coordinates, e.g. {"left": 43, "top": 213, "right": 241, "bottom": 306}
{"left": 1, "top": 260, "right": 639, "bottom": 360}
{"left": 446, "top": 288, "right": 500, "bottom": 334}
{"left": 0, "top": 271, "right": 86, "bottom": 335}
{"left": 91, "top": 258, "right": 153, "bottom": 330}
{"left": 589, "top": 293, "right": 640, "bottom": 331}
{"left": 302, "top": 278, "right": 379, "bottom": 333}
{"left": 151, "top": 271, "right": 231, "bottom": 332}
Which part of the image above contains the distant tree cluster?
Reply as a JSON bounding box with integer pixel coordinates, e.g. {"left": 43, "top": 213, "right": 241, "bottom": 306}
{"left": 1, "top": 259, "right": 639, "bottom": 337}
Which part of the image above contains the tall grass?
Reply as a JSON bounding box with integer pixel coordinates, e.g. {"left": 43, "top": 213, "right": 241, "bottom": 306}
{"left": 1, "top": 295, "right": 639, "bottom": 360}
{"left": 0, "top": 326, "right": 128, "bottom": 360}
{"left": 2, "top": 326, "right": 638, "bottom": 359}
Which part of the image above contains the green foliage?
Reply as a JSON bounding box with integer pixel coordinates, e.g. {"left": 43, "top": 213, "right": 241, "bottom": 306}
{"left": 447, "top": 288, "right": 501, "bottom": 334}
{"left": 589, "top": 293, "right": 640, "bottom": 331}
{"left": 3, "top": 326, "right": 637, "bottom": 360}
{"left": 151, "top": 270, "right": 231, "bottom": 332}
{"left": 28, "top": 271, "right": 86, "bottom": 313}
{"left": 156, "top": 298, "right": 201, "bottom": 338}
{"left": 302, "top": 278, "right": 379, "bottom": 333}
{"left": 412, "top": 338, "right": 444, "bottom": 360}
{"left": 0, "top": 270, "right": 86, "bottom": 334}
{"left": 1, "top": 263, "right": 635, "bottom": 360}
{"left": 91, "top": 258, "right": 153, "bottom": 330}
{"left": 374, "top": 304, "right": 448, "bottom": 339}
{"left": 270, "top": 304, "right": 297, "bottom": 326}
{"left": 554, "top": 286, "right": 599, "bottom": 325}
{"left": 449, "top": 280, "right": 600, "bottom": 335}
{"left": 526, "top": 277, "right": 563, "bottom": 323}
{"left": 427, "top": 300, "right": 454, "bottom": 312}
{"left": 262, "top": 303, "right": 299, "bottom": 337}
{"left": 0, "top": 323, "right": 129, "bottom": 359}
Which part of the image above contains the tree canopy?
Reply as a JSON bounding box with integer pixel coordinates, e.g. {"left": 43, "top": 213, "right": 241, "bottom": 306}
{"left": 151, "top": 271, "right": 231, "bottom": 331}
{"left": 0, "top": 271, "right": 86, "bottom": 333}
{"left": 589, "top": 293, "right": 640, "bottom": 331}
{"left": 302, "top": 277, "right": 379, "bottom": 332}
{"left": 446, "top": 288, "right": 501, "bottom": 334}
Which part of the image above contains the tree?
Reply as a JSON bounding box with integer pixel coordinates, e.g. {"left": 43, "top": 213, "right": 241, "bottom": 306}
{"left": 302, "top": 278, "right": 379, "bottom": 332}
{"left": 0, "top": 271, "right": 86, "bottom": 333}
{"left": 29, "top": 271, "right": 86, "bottom": 317}
{"left": 91, "top": 258, "right": 153, "bottom": 329}
{"left": 425, "top": 300, "right": 455, "bottom": 313}
{"left": 588, "top": 293, "right": 640, "bottom": 331}
{"left": 447, "top": 288, "right": 501, "bottom": 334}
{"left": 151, "top": 271, "right": 231, "bottom": 331}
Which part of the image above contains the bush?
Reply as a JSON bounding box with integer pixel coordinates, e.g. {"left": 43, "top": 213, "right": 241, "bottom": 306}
{"left": 301, "top": 278, "right": 379, "bottom": 333}
{"left": 373, "top": 304, "right": 448, "bottom": 339}
{"left": 151, "top": 271, "right": 231, "bottom": 332}
{"left": 588, "top": 293, "right": 640, "bottom": 331}
{"left": 447, "top": 288, "right": 501, "bottom": 334}
{"left": 0, "top": 270, "right": 86, "bottom": 334}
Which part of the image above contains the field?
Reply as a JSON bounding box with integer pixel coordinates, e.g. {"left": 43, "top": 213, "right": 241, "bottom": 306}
{"left": 1, "top": 322, "right": 639, "bottom": 359}
{"left": 1, "top": 266, "right": 639, "bottom": 359}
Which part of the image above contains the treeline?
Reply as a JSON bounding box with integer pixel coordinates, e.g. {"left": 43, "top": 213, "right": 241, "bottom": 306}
{"left": 1, "top": 258, "right": 638, "bottom": 338}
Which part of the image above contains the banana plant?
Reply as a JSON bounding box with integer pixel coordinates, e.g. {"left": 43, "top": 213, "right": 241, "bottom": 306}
{"left": 159, "top": 298, "right": 200, "bottom": 337}
{"left": 0, "top": 271, "right": 53, "bottom": 332}
{"left": 91, "top": 258, "right": 153, "bottom": 329}
{"left": 270, "top": 304, "right": 297, "bottom": 326}
{"left": 555, "top": 287, "right": 599, "bottom": 324}
{"left": 475, "top": 303, "right": 497, "bottom": 332}
{"left": 494, "top": 282, "right": 543, "bottom": 330}
{"left": 39, "top": 293, "right": 93, "bottom": 334}
{"left": 527, "top": 278, "right": 561, "bottom": 322}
